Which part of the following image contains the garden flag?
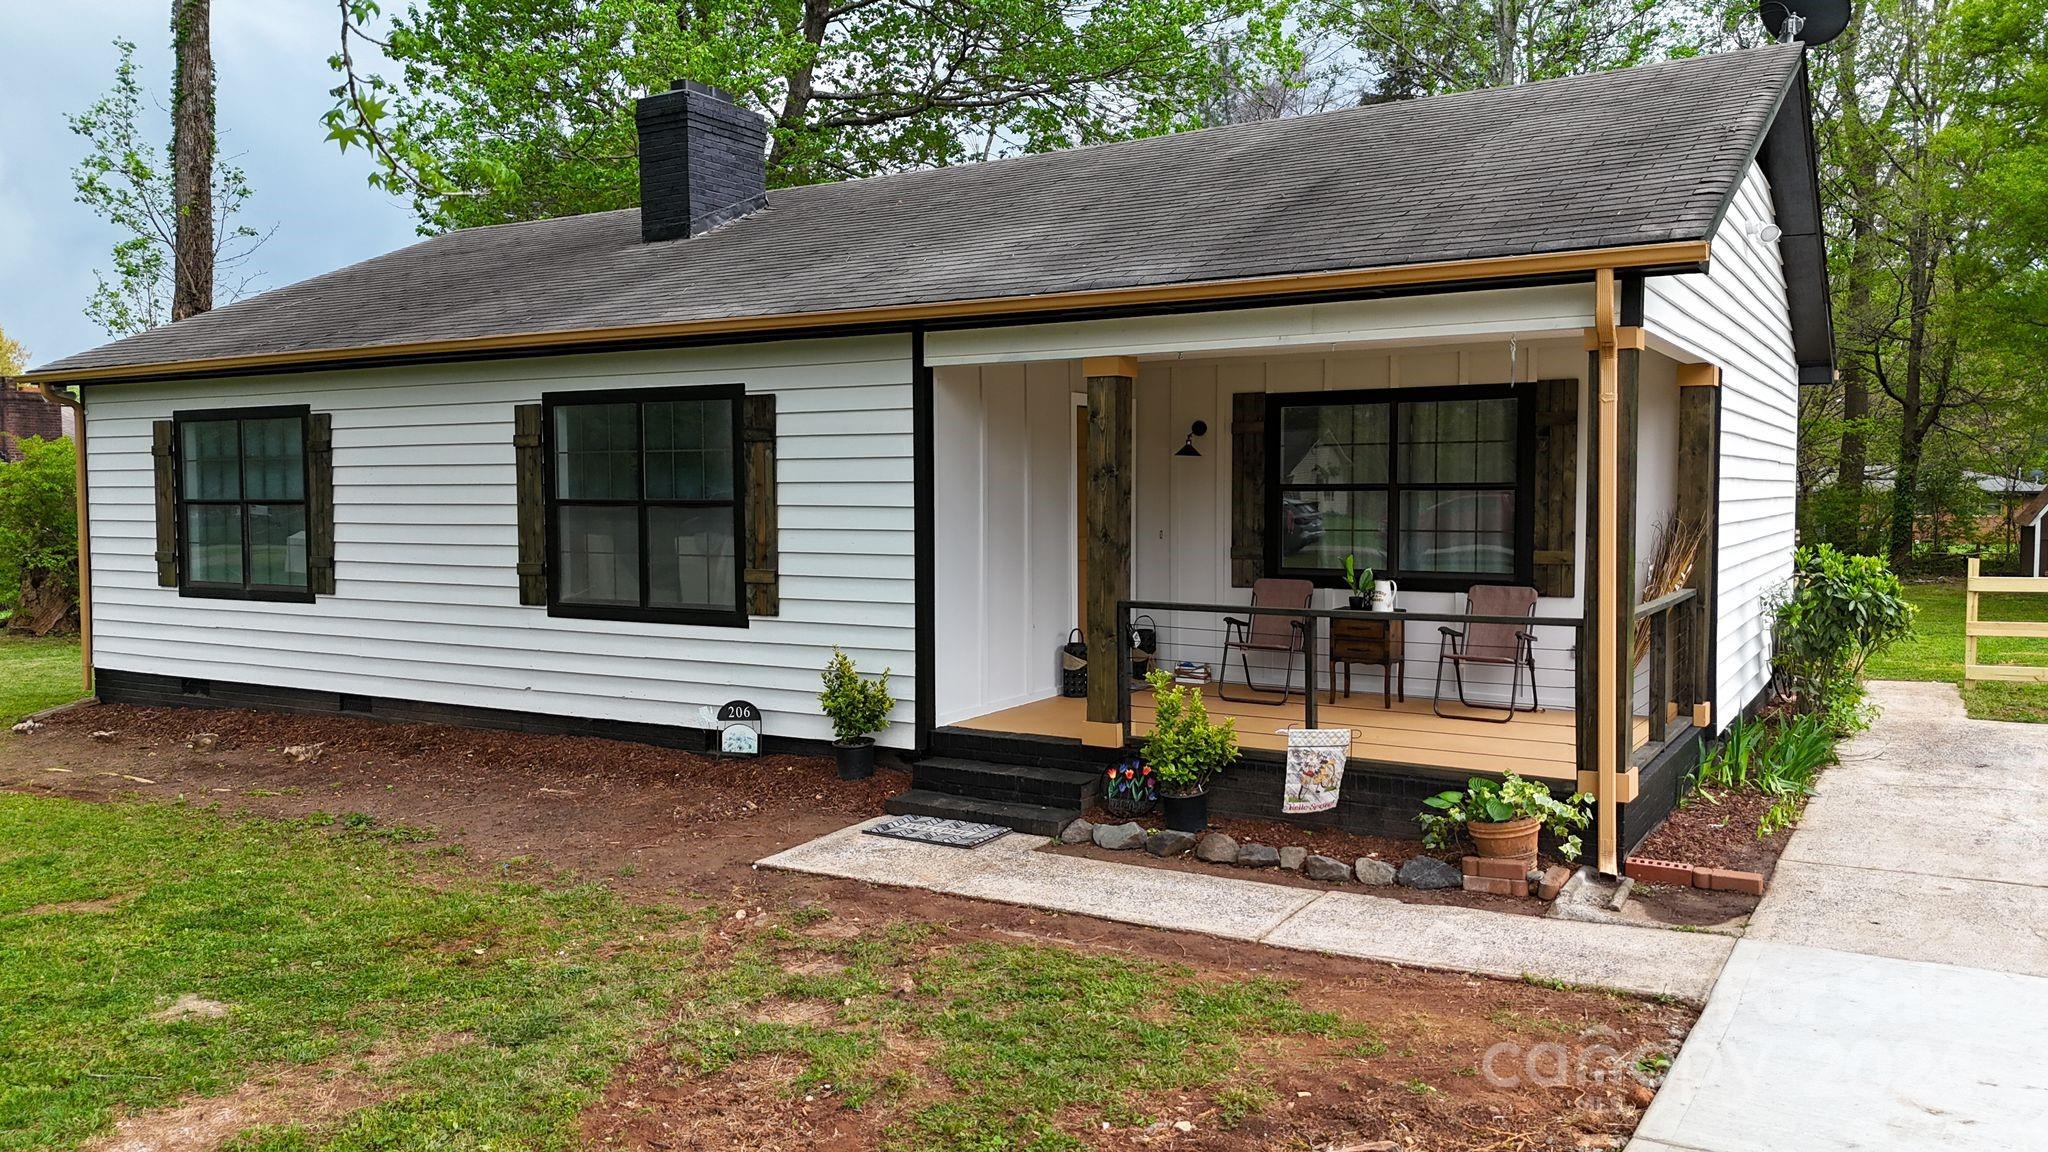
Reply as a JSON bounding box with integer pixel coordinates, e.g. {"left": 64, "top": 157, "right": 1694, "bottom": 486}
{"left": 1282, "top": 728, "right": 1352, "bottom": 814}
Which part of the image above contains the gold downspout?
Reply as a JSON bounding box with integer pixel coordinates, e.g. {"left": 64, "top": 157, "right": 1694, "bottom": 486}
{"left": 33, "top": 381, "right": 91, "bottom": 694}
{"left": 1591, "top": 270, "right": 1620, "bottom": 876}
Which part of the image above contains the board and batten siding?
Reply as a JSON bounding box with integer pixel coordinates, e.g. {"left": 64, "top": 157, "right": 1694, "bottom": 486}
{"left": 82, "top": 335, "right": 919, "bottom": 748}
{"left": 1645, "top": 161, "right": 1800, "bottom": 730}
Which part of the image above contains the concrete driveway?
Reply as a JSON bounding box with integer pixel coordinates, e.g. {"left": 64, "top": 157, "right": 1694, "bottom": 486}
{"left": 1631, "top": 681, "right": 2048, "bottom": 1152}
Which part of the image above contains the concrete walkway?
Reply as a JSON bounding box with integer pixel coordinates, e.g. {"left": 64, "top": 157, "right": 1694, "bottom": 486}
{"left": 1631, "top": 681, "right": 2048, "bottom": 1152}
{"left": 759, "top": 820, "right": 1733, "bottom": 1001}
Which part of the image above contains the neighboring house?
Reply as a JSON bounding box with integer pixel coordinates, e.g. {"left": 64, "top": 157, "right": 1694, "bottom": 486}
{"left": 21, "top": 47, "right": 1830, "bottom": 875}
{"left": 2017, "top": 490, "right": 2048, "bottom": 577}
{"left": 0, "top": 383, "right": 72, "bottom": 460}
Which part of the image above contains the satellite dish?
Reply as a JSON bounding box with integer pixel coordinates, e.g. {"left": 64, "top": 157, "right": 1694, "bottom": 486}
{"left": 1758, "top": 0, "right": 1851, "bottom": 45}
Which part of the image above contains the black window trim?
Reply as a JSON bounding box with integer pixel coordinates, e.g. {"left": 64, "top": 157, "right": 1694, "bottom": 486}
{"left": 1265, "top": 382, "right": 1536, "bottom": 594}
{"left": 171, "top": 404, "right": 316, "bottom": 603}
{"left": 541, "top": 382, "right": 750, "bottom": 629}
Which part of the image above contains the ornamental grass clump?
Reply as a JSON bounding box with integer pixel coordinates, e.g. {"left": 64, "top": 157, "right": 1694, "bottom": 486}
{"left": 1140, "top": 669, "right": 1238, "bottom": 797}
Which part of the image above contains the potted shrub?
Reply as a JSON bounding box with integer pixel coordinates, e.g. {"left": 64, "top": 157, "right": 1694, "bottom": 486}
{"left": 1140, "top": 668, "right": 1238, "bottom": 832}
{"left": 1342, "top": 554, "right": 1373, "bottom": 610}
{"left": 1417, "top": 772, "right": 1591, "bottom": 864}
{"left": 819, "top": 648, "right": 895, "bottom": 780}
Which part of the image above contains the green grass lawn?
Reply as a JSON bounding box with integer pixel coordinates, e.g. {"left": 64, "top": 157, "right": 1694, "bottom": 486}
{"left": 1867, "top": 580, "right": 2048, "bottom": 722}
{"left": 0, "top": 795, "right": 1355, "bottom": 1150}
{"left": 0, "top": 634, "right": 87, "bottom": 727}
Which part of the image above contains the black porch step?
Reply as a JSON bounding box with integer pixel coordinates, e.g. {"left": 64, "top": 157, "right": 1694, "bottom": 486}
{"left": 883, "top": 789, "right": 1077, "bottom": 837}
{"left": 911, "top": 757, "right": 1100, "bottom": 806}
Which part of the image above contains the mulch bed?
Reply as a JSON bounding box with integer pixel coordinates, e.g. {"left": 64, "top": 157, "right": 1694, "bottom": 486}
{"left": 1632, "top": 791, "right": 1794, "bottom": 882}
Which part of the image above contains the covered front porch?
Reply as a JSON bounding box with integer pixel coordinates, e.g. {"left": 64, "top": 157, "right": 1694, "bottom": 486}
{"left": 925, "top": 278, "right": 1721, "bottom": 870}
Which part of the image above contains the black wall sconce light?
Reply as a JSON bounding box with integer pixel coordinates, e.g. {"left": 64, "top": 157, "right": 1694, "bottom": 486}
{"left": 1175, "top": 419, "right": 1208, "bottom": 457}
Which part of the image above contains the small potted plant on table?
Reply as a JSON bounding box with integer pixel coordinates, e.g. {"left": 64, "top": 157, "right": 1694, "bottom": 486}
{"left": 1343, "top": 554, "right": 1374, "bottom": 610}
{"left": 820, "top": 648, "right": 895, "bottom": 780}
{"left": 1141, "top": 668, "right": 1239, "bottom": 832}
{"left": 1416, "top": 772, "right": 1591, "bottom": 865}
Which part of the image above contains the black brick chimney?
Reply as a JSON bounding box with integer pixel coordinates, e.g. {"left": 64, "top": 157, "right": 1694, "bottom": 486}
{"left": 634, "top": 80, "right": 768, "bottom": 243}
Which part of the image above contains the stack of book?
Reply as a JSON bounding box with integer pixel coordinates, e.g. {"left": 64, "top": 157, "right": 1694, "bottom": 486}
{"left": 1172, "top": 661, "right": 1212, "bottom": 687}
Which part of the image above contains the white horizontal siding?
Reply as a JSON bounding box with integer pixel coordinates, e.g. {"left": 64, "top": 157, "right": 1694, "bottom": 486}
{"left": 83, "top": 335, "right": 919, "bottom": 748}
{"left": 1644, "top": 162, "right": 1799, "bottom": 729}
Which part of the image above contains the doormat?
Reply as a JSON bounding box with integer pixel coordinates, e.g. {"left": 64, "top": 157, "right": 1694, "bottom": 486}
{"left": 863, "top": 815, "right": 1012, "bottom": 849}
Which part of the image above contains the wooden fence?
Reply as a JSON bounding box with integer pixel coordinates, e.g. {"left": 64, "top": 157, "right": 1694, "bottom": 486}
{"left": 1963, "top": 558, "right": 2048, "bottom": 683}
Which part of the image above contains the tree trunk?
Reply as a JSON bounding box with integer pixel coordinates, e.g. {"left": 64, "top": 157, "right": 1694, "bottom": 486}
{"left": 1831, "top": 23, "right": 1872, "bottom": 505}
{"left": 1887, "top": 213, "right": 1937, "bottom": 567}
{"left": 766, "top": 0, "right": 831, "bottom": 180}
{"left": 171, "top": 0, "right": 215, "bottom": 322}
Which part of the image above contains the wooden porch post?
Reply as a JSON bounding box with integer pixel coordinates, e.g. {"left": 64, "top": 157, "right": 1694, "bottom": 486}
{"left": 1083, "top": 357, "right": 1136, "bottom": 732}
{"left": 1584, "top": 271, "right": 1642, "bottom": 876}
{"left": 1675, "top": 364, "right": 1720, "bottom": 730}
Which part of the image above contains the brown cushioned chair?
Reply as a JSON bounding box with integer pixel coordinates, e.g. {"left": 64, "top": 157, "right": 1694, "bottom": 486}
{"left": 1433, "top": 584, "right": 1541, "bottom": 722}
{"left": 1220, "top": 578, "right": 1315, "bottom": 704}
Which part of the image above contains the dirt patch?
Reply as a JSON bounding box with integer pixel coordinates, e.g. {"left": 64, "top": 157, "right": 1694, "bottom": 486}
{"left": 80, "top": 1044, "right": 420, "bottom": 1152}
{"left": 2, "top": 701, "right": 907, "bottom": 897}
{"left": 152, "top": 994, "right": 232, "bottom": 1022}
{"left": 1633, "top": 791, "right": 1792, "bottom": 881}
{"left": 21, "top": 892, "right": 135, "bottom": 916}
{"left": 587, "top": 910, "right": 1692, "bottom": 1152}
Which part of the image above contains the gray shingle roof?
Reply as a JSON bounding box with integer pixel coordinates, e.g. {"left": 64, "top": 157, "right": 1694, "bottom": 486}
{"left": 34, "top": 45, "right": 1806, "bottom": 379}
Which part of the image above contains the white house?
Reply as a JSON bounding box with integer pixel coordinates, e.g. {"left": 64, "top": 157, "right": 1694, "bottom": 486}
{"left": 21, "top": 47, "right": 1830, "bottom": 874}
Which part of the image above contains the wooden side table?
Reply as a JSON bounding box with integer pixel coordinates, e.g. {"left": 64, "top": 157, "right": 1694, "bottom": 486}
{"left": 1330, "top": 613, "right": 1405, "bottom": 708}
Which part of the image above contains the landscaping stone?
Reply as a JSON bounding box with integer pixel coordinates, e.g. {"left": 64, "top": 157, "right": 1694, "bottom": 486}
{"left": 1093, "top": 822, "right": 1147, "bottom": 851}
{"left": 1304, "top": 855, "right": 1352, "bottom": 882}
{"left": 1059, "top": 819, "right": 1096, "bottom": 845}
{"left": 1236, "top": 843, "right": 1280, "bottom": 868}
{"left": 1279, "top": 846, "right": 1308, "bottom": 872}
{"left": 1355, "top": 858, "right": 1397, "bottom": 886}
{"left": 1397, "top": 856, "right": 1463, "bottom": 890}
{"left": 1146, "top": 829, "right": 1197, "bottom": 857}
{"left": 1193, "top": 832, "right": 1238, "bottom": 863}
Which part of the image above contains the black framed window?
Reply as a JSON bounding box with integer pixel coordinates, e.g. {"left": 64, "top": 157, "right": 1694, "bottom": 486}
{"left": 174, "top": 406, "right": 313, "bottom": 601}
{"left": 545, "top": 384, "right": 746, "bottom": 626}
{"left": 1268, "top": 384, "right": 1533, "bottom": 591}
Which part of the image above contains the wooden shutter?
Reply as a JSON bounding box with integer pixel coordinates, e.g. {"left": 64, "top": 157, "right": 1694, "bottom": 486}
{"left": 513, "top": 404, "right": 547, "bottom": 606}
{"left": 1531, "top": 378, "right": 1579, "bottom": 598}
{"left": 308, "top": 413, "right": 336, "bottom": 595}
{"left": 742, "top": 394, "right": 779, "bottom": 616}
{"left": 150, "top": 420, "right": 178, "bottom": 587}
{"left": 1229, "top": 392, "right": 1265, "bottom": 588}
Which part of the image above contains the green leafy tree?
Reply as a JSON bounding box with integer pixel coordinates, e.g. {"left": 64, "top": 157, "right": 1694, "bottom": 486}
{"left": 325, "top": 0, "right": 1296, "bottom": 231}
{"left": 0, "top": 328, "right": 25, "bottom": 378}
{"left": 0, "top": 437, "right": 78, "bottom": 628}
{"left": 69, "top": 38, "right": 267, "bottom": 337}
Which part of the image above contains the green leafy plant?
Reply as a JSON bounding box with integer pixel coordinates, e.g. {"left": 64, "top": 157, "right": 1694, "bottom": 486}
{"left": 1770, "top": 544, "right": 1916, "bottom": 717}
{"left": 1140, "top": 669, "right": 1238, "bottom": 796}
{"left": 819, "top": 648, "right": 895, "bottom": 744}
{"left": 1342, "top": 554, "right": 1374, "bottom": 600}
{"left": 0, "top": 436, "right": 78, "bottom": 624}
{"left": 1417, "top": 772, "right": 1591, "bottom": 861}
{"left": 1691, "top": 712, "right": 1836, "bottom": 839}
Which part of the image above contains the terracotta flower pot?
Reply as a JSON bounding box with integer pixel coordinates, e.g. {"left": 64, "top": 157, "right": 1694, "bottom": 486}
{"left": 1467, "top": 816, "right": 1540, "bottom": 865}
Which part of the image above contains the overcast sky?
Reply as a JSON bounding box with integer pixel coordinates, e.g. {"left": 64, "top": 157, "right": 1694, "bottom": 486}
{"left": 1, "top": 2, "right": 418, "bottom": 367}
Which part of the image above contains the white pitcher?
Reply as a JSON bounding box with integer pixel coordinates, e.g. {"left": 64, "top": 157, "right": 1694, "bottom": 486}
{"left": 1369, "top": 579, "right": 1398, "bottom": 611}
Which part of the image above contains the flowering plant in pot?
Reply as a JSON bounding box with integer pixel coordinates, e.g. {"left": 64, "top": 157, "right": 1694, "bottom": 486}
{"left": 1416, "top": 772, "right": 1591, "bottom": 864}
{"left": 819, "top": 648, "right": 895, "bottom": 780}
{"left": 1140, "top": 669, "right": 1238, "bottom": 832}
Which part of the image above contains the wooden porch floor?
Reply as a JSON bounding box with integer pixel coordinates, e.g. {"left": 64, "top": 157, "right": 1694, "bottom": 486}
{"left": 955, "top": 687, "right": 1650, "bottom": 785}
